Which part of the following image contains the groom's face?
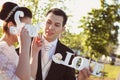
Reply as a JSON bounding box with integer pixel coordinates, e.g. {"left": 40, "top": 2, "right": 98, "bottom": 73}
{"left": 43, "top": 12, "right": 65, "bottom": 42}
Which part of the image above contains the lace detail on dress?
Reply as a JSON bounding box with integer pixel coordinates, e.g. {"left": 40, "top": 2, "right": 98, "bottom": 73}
{"left": 0, "top": 41, "right": 20, "bottom": 80}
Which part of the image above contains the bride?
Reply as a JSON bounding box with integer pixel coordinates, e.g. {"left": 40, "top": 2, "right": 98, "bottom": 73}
{"left": 0, "top": 2, "right": 42, "bottom": 80}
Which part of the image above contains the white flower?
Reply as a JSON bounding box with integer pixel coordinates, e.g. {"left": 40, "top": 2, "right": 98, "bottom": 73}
{"left": 52, "top": 53, "right": 63, "bottom": 64}
{"left": 54, "top": 53, "right": 62, "bottom": 60}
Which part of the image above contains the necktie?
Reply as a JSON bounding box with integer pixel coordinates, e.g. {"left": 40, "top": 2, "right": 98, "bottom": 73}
{"left": 42, "top": 44, "right": 53, "bottom": 66}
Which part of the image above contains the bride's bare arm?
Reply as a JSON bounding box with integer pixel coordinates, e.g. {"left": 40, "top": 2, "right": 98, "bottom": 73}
{"left": 15, "top": 27, "right": 31, "bottom": 80}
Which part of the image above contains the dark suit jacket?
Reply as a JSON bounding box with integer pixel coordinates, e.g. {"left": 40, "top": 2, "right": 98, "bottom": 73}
{"left": 36, "top": 40, "right": 76, "bottom": 80}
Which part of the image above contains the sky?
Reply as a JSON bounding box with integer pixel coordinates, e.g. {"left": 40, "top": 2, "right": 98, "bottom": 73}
{"left": 64, "top": 0, "right": 101, "bottom": 33}
{"left": 0, "top": 0, "right": 101, "bottom": 34}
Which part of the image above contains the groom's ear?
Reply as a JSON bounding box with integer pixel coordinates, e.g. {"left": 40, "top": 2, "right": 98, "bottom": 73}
{"left": 62, "top": 26, "right": 65, "bottom": 32}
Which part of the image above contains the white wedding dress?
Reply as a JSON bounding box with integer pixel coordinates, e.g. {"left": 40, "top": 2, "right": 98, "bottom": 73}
{"left": 0, "top": 41, "right": 20, "bottom": 80}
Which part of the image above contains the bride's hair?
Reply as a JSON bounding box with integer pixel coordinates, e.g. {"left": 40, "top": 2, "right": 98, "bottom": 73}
{"left": 0, "top": 2, "right": 32, "bottom": 34}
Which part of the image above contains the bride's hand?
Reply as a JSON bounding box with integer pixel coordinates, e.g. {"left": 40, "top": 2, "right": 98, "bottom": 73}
{"left": 19, "top": 27, "right": 31, "bottom": 50}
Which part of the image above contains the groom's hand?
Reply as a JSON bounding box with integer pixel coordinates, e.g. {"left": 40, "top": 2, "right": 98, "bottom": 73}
{"left": 78, "top": 67, "right": 92, "bottom": 80}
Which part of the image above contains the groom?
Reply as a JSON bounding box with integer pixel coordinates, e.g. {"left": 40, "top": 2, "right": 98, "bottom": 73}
{"left": 35, "top": 8, "right": 92, "bottom": 80}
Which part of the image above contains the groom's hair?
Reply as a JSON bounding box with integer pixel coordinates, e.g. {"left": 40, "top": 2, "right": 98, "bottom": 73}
{"left": 46, "top": 8, "right": 67, "bottom": 26}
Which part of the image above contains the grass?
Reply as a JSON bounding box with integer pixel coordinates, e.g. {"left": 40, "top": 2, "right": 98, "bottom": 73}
{"left": 104, "top": 64, "right": 120, "bottom": 78}
{"left": 89, "top": 64, "right": 120, "bottom": 80}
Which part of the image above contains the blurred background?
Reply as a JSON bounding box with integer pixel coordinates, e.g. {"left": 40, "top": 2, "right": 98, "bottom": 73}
{"left": 0, "top": 0, "right": 120, "bottom": 80}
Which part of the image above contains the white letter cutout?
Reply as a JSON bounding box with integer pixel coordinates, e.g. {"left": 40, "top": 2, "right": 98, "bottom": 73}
{"left": 9, "top": 11, "right": 41, "bottom": 37}
{"left": 52, "top": 52, "right": 104, "bottom": 77}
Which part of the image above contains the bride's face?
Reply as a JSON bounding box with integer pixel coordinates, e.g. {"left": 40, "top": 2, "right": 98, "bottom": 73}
{"left": 9, "top": 17, "right": 32, "bottom": 43}
{"left": 21, "top": 17, "right": 32, "bottom": 24}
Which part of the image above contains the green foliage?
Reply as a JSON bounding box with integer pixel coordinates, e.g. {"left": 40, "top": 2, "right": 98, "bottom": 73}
{"left": 79, "top": 1, "right": 120, "bottom": 59}
{"left": 17, "top": 0, "right": 120, "bottom": 60}
{"left": 60, "top": 31, "right": 83, "bottom": 50}
{"left": 0, "top": 27, "right": 2, "bottom": 37}
{"left": 19, "top": 0, "right": 67, "bottom": 24}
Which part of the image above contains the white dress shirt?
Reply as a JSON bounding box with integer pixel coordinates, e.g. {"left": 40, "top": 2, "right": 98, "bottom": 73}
{"left": 41, "top": 37, "right": 58, "bottom": 80}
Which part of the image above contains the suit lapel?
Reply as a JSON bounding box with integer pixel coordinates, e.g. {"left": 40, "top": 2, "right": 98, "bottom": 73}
{"left": 36, "top": 41, "right": 66, "bottom": 80}
{"left": 36, "top": 50, "right": 43, "bottom": 80}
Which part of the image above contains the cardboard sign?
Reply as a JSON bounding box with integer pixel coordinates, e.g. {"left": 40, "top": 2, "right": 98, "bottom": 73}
{"left": 52, "top": 52, "right": 104, "bottom": 77}
{"left": 9, "top": 11, "right": 41, "bottom": 37}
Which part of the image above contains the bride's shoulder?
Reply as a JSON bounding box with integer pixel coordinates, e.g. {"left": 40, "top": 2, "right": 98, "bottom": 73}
{"left": 0, "top": 40, "right": 8, "bottom": 46}
{"left": 0, "top": 41, "right": 9, "bottom": 51}
{"left": 0, "top": 41, "right": 9, "bottom": 62}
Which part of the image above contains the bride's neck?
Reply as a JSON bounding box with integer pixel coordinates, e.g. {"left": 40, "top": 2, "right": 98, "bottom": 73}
{"left": 0, "top": 34, "right": 14, "bottom": 46}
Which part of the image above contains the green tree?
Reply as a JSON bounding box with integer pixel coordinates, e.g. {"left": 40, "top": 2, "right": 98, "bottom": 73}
{"left": 60, "top": 30, "right": 82, "bottom": 50}
{"left": 19, "top": 0, "right": 67, "bottom": 24}
{"left": 0, "top": 28, "right": 2, "bottom": 37}
{"left": 79, "top": 0, "right": 120, "bottom": 59}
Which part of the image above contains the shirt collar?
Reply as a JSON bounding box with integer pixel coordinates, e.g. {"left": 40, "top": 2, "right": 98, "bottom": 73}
{"left": 42, "top": 36, "right": 58, "bottom": 47}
